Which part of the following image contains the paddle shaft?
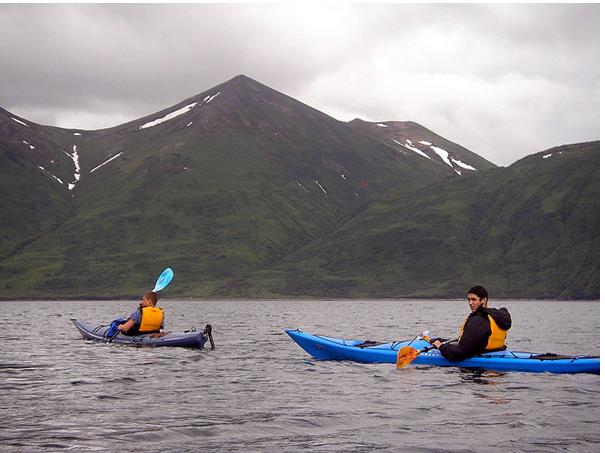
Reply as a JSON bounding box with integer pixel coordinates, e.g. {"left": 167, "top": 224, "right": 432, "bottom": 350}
{"left": 396, "top": 338, "right": 456, "bottom": 369}
{"left": 420, "top": 338, "right": 456, "bottom": 354}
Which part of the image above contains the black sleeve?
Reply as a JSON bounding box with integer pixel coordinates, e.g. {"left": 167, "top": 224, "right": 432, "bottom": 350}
{"left": 439, "top": 315, "right": 490, "bottom": 361}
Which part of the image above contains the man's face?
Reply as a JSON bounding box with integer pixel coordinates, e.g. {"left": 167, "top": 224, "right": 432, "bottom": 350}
{"left": 467, "top": 293, "right": 486, "bottom": 312}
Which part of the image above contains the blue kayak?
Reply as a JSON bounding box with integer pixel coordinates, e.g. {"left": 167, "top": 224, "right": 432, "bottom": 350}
{"left": 72, "top": 319, "right": 212, "bottom": 350}
{"left": 285, "top": 329, "right": 599, "bottom": 375}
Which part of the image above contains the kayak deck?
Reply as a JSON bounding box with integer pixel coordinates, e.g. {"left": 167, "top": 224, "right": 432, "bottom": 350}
{"left": 72, "top": 319, "right": 208, "bottom": 349}
{"left": 285, "top": 329, "right": 600, "bottom": 375}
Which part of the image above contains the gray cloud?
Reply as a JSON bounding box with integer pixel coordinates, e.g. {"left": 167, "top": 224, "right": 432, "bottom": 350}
{"left": 0, "top": 3, "right": 598, "bottom": 165}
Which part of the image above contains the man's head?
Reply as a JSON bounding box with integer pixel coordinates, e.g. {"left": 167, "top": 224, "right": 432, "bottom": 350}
{"left": 141, "top": 291, "right": 159, "bottom": 307}
{"left": 467, "top": 285, "right": 488, "bottom": 312}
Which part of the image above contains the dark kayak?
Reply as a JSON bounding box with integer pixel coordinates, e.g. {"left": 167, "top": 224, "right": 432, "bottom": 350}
{"left": 72, "top": 319, "right": 213, "bottom": 350}
{"left": 286, "top": 329, "right": 600, "bottom": 375}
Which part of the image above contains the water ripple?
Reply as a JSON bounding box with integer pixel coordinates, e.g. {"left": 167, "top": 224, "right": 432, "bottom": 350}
{"left": 0, "top": 299, "right": 599, "bottom": 452}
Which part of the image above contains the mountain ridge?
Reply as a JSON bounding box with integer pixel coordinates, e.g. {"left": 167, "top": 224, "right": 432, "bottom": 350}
{"left": 0, "top": 75, "right": 597, "bottom": 299}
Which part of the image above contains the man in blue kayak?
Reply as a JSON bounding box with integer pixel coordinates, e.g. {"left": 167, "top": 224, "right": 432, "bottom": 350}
{"left": 118, "top": 291, "right": 165, "bottom": 336}
{"left": 432, "top": 285, "right": 511, "bottom": 361}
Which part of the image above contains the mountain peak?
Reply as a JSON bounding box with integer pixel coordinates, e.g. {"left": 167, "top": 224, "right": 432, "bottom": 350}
{"left": 225, "top": 73, "right": 257, "bottom": 85}
{"left": 123, "top": 74, "right": 300, "bottom": 133}
{"left": 122, "top": 72, "right": 345, "bottom": 139}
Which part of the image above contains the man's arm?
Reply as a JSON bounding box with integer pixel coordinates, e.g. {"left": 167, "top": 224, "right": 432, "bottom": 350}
{"left": 436, "top": 316, "right": 490, "bottom": 361}
{"left": 118, "top": 319, "right": 134, "bottom": 333}
{"left": 118, "top": 309, "right": 140, "bottom": 333}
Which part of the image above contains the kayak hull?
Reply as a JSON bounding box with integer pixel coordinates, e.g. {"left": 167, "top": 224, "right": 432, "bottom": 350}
{"left": 72, "top": 319, "right": 207, "bottom": 349}
{"left": 285, "top": 329, "right": 600, "bottom": 375}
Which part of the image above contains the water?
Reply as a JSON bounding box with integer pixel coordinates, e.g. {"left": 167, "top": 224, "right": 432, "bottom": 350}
{"left": 1, "top": 299, "right": 599, "bottom": 452}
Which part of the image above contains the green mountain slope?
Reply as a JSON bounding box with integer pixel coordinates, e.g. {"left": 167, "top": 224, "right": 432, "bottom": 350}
{"left": 0, "top": 76, "right": 597, "bottom": 299}
{"left": 1, "top": 75, "right": 486, "bottom": 298}
{"left": 242, "top": 141, "right": 599, "bottom": 299}
{"left": 0, "top": 108, "right": 76, "bottom": 266}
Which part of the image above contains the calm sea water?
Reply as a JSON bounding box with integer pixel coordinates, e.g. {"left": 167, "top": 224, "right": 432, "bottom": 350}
{"left": 0, "top": 299, "right": 599, "bottom": 452}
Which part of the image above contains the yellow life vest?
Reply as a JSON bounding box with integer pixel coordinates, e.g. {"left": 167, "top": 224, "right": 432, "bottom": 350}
{"left": 139, "top": 306, "right": 164, "bottom": 333}
{"left": 485, "top": 314, "right": 507, "bottom": 351}
{"left": 459, "top": 314, "right": 508, "bottom": 351}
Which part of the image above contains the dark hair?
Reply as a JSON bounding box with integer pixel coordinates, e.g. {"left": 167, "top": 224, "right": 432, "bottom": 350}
{"left": 144, "top": 291, "right": 159, "bottom": 305}
{"left": 468, "top": 285, "right": 488, "bottom": 300}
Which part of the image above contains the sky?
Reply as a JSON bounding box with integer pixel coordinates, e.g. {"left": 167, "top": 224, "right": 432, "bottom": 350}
{"left": 0, "top": 3, "right": 599, "bottom": 166}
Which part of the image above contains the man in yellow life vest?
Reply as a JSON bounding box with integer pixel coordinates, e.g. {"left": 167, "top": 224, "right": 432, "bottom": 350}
{"left": 118, "top": 291, "right": 164, "bottom": 336}
{"left": 432, "top": 285, "right": 511, "bottom": 361}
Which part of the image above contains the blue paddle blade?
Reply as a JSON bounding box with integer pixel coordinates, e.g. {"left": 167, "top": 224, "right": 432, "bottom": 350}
{"left": 153, "top": 268, "right": 174, "bottom": 292}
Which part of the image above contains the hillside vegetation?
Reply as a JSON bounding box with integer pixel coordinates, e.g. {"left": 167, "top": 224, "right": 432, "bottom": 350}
{"left": 0, "top": 76, "right": 598, "bottom": 299}
{"left": 244, "top": 142, "right": 598, "bottom": 299}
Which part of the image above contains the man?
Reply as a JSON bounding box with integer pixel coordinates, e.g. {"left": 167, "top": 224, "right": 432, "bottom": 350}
{"left": 118, "top": 291, "right": 164, "bottom": 336}
{"left": 432, "top": 285, "right": 511, "bottom": 361}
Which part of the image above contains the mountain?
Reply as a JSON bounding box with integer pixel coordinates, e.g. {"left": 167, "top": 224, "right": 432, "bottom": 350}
{"left": 0, "top": 75, "right": 597, "bottom": 299}
{"left": 244, "top": 141, "right": 599, "bottom": 299}
{"left": 0, "top": 75, "right": 492, "bottom": 298}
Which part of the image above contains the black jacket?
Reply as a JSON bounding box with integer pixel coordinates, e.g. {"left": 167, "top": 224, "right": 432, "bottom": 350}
{"left": 439, "top": 306, "right": 512, "bottom": 362}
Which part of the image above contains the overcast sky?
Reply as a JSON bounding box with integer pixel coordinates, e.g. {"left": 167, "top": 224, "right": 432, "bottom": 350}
{"left": 0, "top": 3, "right": 599, "bottom": 166}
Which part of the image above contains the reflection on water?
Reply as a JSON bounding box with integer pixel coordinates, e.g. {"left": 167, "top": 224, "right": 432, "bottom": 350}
{"left": 0, "top": 299, "right": 600, "bottom": 452}
{"left": 459, "top": 368, "right": 507, "bottom": 384}
{"left": 457, "top": 368, "right": 513, "bottom": 405}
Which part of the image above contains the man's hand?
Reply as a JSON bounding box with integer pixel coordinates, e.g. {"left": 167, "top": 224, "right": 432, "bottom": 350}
{"left": 432, "top": 340, "right": 442, "bottom": 349}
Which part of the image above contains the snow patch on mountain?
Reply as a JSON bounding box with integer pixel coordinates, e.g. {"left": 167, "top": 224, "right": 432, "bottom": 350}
{"left": 22, "top": 140, "right": 35, "bottom": 150}
{"left": 66, "top": 145, "right": 81, "bottom": 190}
{"left": 314, "top": 180, "right": 327, "bottom": 194}
{"left": 451, "top": 158, "right": 476, "bottom": 170}
{"left": 431, "top": 146, "right": 453, "bottom": 168}
{"left": 38, "top": 165, "right": 63, "bottom": 185}
{"left": 431, "top": 145, "right": 477, "bottom": 172}
{"left": 393, "top": 137, "right": 477, "bottom": 174}
{"left": 376, "top": 123, "right": 388, "bottom": 127}
{"left": 139, "top": 102, "right": 198, "bottom": 130}
{"left": 204, "top": 91, "right": 221, "bottom": 103}
{"left": 12, "top": 117, "right": 29, "bottom": 127}
{"left": 90, "top": 152, "right": 124, "bottom": 173}
{"left": 296, "top": 181, "right": 310, "bottom": 193}
{"left": 406, "top": 143, "right": 431, "bottom": 159}
{"left": 393, "top": 139, "right": 430, "bottom": 159}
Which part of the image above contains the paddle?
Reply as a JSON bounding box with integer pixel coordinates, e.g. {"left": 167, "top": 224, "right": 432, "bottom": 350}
{"left": 396, "top": 338, "right": 455, "bottom": 369}
{"left": 153, "top": 267, "right": 174, "bottom": 292}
